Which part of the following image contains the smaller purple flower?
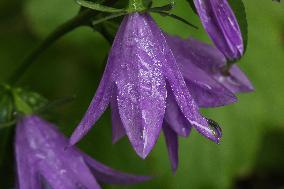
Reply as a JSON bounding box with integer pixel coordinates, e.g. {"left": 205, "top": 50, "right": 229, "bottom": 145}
{"left": 15, "top": 115, "right": 150, "bottom": 189}
{"left": 166, "top": 34, "right": 254, "bottom": 95}
{"left": 193, "top": 0, "right": 244, "bottom": 60}
{"left": 160, "top": 34, "right": 253, "bottom": 171}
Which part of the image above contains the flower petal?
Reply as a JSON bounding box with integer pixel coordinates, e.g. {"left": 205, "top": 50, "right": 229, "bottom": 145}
{"left": 16, "top": 115, "right": 151, "bottom": 189}
{"left": 166, "top": 35, "right": 237, "bottom": 107}
{"left": 210, "top": 0, "right": 244, "bottom": 56}
{"left": 83, "top": 154, "right": 152, "bottom": 185}
{"left": 166, "top": 34, "right": 227, "bottom": 69}
{"left": 15, "top": 121, "right": 41, "bottom": 189}
{"left": 39, "top": 162, "right": 101, "bottom": 189}
{"left": 148, "top": 23, "right": 220, "bottom": 143}
{"left": 69, "top": 10, "right": 138, "bottom": 146}
{"left": 214, "top": 65, "right": 254, "bottom": 93}
{"left": 21, "top": 116, "right": 102, "bottom": 189}
{"left": 171, "top": 37, "right": 253, "bottom": 94}
{"left": 165, "top": 86, "right": 191, "bottom": 137}
{"left": 69, "top": 69, "right": 113, "bottom": 146}
{"left": 163, "top": 122, "right": 179, "bottom": 173}
{"left": 114, "top": 13, "right": 167, "bottom": 158}
{"left": 111, "top": 86, "right": 126, "bottom": 144}
{"left": 193, "top": 0, "right": 243, "bottom": 60}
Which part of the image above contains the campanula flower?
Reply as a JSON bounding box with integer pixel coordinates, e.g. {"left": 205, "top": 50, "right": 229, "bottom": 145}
{"left": 193, "top": 0, "right": 244, "bottom": 60}
{"left": 15, "top": 115, "right": 150, "bottom": 189}
{"left": 161, "top": 34, "right": 253, "bottom": 171}
{"left": 112, "top": 34, "right": 253, "bottom": 172}
{"left": 70, "top": 13, "right": 221, "bottom": 159}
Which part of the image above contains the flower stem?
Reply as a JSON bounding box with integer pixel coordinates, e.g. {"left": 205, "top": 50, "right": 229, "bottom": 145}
{"left": 128, "top": 0, "right": 145, "bottom": 12}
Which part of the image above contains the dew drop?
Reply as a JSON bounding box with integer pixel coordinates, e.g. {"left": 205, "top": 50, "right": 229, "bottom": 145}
{"left": 206, "top": 118, "right": 222, "bottom": 142}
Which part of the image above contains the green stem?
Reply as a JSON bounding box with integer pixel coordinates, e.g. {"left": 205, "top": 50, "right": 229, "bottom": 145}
{"left": 128, "top": 0, "right": 145, "bottom": 12}
{"left": 220, "top": 63, "right": 234, "bottom": 76}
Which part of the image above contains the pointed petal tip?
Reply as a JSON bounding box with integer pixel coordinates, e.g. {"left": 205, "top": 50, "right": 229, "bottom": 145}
{"left": 133, "top": 175, "right": 153, "bottom": 183}
{"left": 172, "top": 168, "right": 178, "bottom": 175}
{"left": 112, "top": 138, "right": 119, "bottom": 144}
{"left": 112, "top": 135, "right": 125, "bottom": 144}
{"left": 136, "top": 150, "right": 150, "bottom": 160}
{"left": 207, "top": 134, "right": 221, "bottom": 144}
{"left": 223, "top": 91, "right": 238, "bottom": 105}
{"left": 216, "top": 139, "right": 222, "bottom": 145}
{"left": 243, "top": 84, "right": 255, "bottom": 93}
{"left": 69, "top": 122, "right": 91, "bottom": 146}
{"left": 83, "top": 154, "right": 153, "bottom": 185}
{"left": 69, "top": 133, "right": 80, "bottom": 147}
{"left": 132, "top": 143, "right": 155, "bottom": 159}
{"left": 171, "top": 160, "right": 178, "bottom": 174}
{"left": 193, "top": 117, "right": 223, "bottom": 143}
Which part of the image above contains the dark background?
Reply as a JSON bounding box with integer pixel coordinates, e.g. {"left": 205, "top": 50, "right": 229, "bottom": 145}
{"left": 0, "top": 0, "right": 284, "bottom": 188}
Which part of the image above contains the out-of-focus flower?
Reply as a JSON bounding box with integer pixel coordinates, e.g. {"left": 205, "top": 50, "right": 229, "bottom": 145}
{"left": 166, "top": 35, "right": 254, "bottom": 94}
{"left": 193, "top": 0, "right": 244, "bottom": 60}
{"left": 15, "top": 115, "right": 150, "bottom": 189}
{"left": 70, "top": 13, "right": 221, "bottom": 159}
{"left": 161, "top": 34, "right": 253, "bottom": 172}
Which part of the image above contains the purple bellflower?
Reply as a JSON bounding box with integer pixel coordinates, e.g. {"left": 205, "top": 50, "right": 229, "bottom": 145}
{"left": 15, "top": 115, "right": 150, "bottom": 189}
{"left": 70, "top": 13, "right": 222, "bottom": 159}
{"left": 193, "top": 0, "right": 244, "bottom": 60}
{"left": 112, "top": 34, "right": 253, "bottom": 172}
{"left": 160, "top": 34, "right": 254, "bottom": 172}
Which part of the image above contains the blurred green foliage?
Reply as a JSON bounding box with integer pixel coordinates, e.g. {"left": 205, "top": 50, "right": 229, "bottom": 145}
{"left": 0, "top": 0, "right": 284, "bottom": 189}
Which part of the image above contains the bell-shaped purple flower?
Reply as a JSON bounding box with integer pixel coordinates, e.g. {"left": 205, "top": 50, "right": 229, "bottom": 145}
{"left": 15, "top": 115, "right": 150, "bottom": 189}
{"left": 160, "top": 34, "right": 254, "bottom": 172}
{"left": 193, "top": 0, "right": 244, "bottom": 60}
{"left": 70, "top": 13, "right": 221, "bottom": 159}
{"left": 110, "top": 32, "right": 253, "bottom": 172}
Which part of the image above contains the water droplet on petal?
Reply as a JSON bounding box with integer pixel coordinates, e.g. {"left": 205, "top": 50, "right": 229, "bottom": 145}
{"left": 206, "top": 118, "right": 222, "bottom": 143}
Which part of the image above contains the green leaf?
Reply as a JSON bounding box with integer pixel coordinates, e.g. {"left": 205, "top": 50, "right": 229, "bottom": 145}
{"left": 186, "top": 0, "right": 197, "bottom": 14}
{"left": 36, "top": 96, "right": 75, "bottom": 114}
{"left": 76, "top": 0, "right": 125, "bottom": 13}
{"left": 92, "top": 12, "right": 127, "bottom": 26}
{"left": 149, "top": 3, "right": 174, "bottom": 12}
{"left": 12, "top": 89, "right": 33, "bottom": 114}
{"left": 151, "top": 11, "right": 198, "bottom": 29}
{"left": 143, "top": 0, "right": 152, "bottom": 8}
{"left": 227, "top": 0, "right": 248, "bottom": 53}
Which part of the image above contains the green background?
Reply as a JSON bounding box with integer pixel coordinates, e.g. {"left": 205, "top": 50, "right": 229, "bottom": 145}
{"left": 1, "top": 0, "right": 284, "bottom": 188}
